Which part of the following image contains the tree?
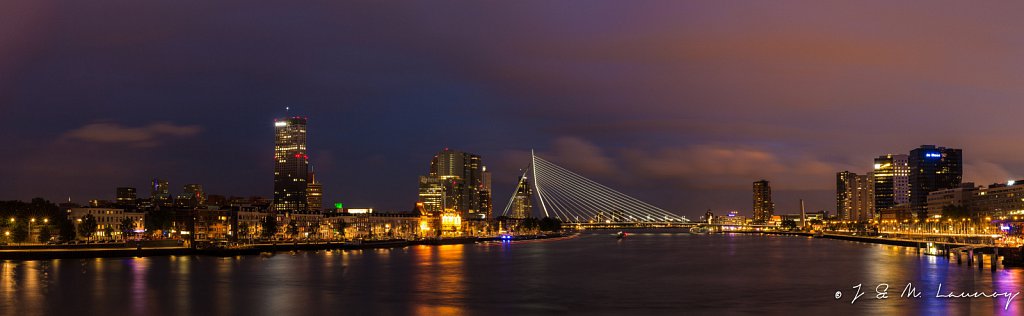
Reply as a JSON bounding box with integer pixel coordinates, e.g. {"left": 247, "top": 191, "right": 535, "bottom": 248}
{"left": 781, "top": 219, "right": 797, "bottom": 230}
{"left": 58, "top": 218, "right": 76, "bottom": 242}
{"left": 286, "top": 221, "right": 298, "bottom": 239}
{"left": 37, "top": 225, "right": 52, "bottom": 243}
{"left": 120, "top": 217, "right": 136, "bottom": 240}
{"left": 237, "top": 223, "right": 249, "bottom": 241}
{"left": 79, "top": 214, "right": 98, "bottom": 240}
{"left": 11, "top": 224, "right": 28, "bottom": 244}
{"left": 103, "top": 226, "right": 114, "bottom": 240}
{"left": 941, "top": 204, "right": 972, "bottom": 220}
{"left": 520, "top": 217, "right": 540, "bottom": 232}
{"left": 144, "top": 209, "right": 174, "bottom": 236}
{"left": 539, "top": 217, "right": 562, "bottom": 232}
{"left": 261, "top": 215, "right": 278, "bottom": 239}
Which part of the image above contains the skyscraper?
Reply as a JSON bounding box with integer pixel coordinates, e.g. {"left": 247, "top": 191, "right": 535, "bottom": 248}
{"left": 418, "top": 175, "right": 444, "bottom": 215}
{"left": 509, "top": 175, "right": 533, "bottom": 219}
{"left": 115, "top": 187, "right": 137, "bottom": 209}
{"left": 183, "top": 184, "right": 205, "bottom": 205}
{"left": 837, "top": 171, "right": 874, "bottom": 221}
{"left": 426, "top": 149, "right": 485, "bottom": 219}
{"left": 480, "top": 166, "right": 492, "bottom": 217}
{"left": 307, "top": 168, "right": 323, "bottom": 212}
{"left": 909, "top": 145, "right": 963, "bottom": 220}
{"left": 273, "top": 117, "right": 309, "bottom": 212}
{"left": 752, "top": 180, "right": 774, "bottom": 222}
{"left": 873, "top": 154, "right": 910, "bottom": 214}
{"left": 151, "top": 178, "right": 171, "bottom": 207}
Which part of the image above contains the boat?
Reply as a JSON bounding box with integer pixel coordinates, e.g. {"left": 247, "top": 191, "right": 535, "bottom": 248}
{"left": 616, "top": 231, "right": 627, "bottom": 239}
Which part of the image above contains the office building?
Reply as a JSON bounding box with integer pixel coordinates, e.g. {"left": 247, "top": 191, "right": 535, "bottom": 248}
{"left": 307, "top": 168, "right": 323, "bottom": 212}
{"left": 753, "top": 180, "right": 774, "bottom": 222}
{"left": 509, "top": 175, "right": 533, "bottom": 219}
{"left": 909, "top": 145, "right": 962, "bottom": 220}
{"left": 115, "top": 187, "right": 137, "bottom": 209}
{"left": 151, "top": 178, "right": 171, "bottom": 207}
{"left": 837, "top": 171, "right": 874, "bottom": 221}
{"left": 424, "top": 148, "right": 486, "bottom": 219}
{"left": 873, "top": 154, "right": 909, "bottom": 214}
{"left": 273, "top": 117, "right": 309, "bottom": 212}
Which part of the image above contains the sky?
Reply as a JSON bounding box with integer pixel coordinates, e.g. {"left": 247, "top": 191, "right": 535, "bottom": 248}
{"left": 3, "top": 1, "right": 1024, "bottom": 218}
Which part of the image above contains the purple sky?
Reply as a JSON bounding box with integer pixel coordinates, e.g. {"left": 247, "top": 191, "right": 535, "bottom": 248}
{"left": 2, "top": 1, "right": 1023, "bottom": 218}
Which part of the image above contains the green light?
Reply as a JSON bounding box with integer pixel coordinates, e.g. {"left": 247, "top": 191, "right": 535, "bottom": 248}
{"left": 334, "top": 203, "right": 343, "bottom": 209}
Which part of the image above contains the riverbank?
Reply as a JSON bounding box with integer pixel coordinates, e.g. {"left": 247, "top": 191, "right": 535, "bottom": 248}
{"left": 0, "top": 233, "right": 576, "bottom": 260}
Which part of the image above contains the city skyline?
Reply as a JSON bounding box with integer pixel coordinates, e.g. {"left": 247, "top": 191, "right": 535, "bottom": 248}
{"left": 7, "top": 2, "right": 1024, "bottom": 218}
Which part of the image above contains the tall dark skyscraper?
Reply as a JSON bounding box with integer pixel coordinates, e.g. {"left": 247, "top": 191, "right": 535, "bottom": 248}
{"left": 909, "top": 145, "right": 962, "bottom": 220}
{"left": 115, "top": 187, "right": 137, "bottom": 209}
{"left": 752, "top": 179, "right": 774, "bottom": 222}
{"left": 273, "top": 117, "right": 309, "bottom": 212}
{"left": 151, "top": 178, "right": 171, "bottom": 207}
{"left": 426, "top": 148, "right": 486, "bottom": 219}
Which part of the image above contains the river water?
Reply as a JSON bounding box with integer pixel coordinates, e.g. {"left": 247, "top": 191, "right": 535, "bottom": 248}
{"left": 1, "top": 231, "right": 1021, "bottom": 315}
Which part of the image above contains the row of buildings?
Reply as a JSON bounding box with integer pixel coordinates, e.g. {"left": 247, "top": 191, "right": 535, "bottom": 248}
{"left": 57, "top": 115, "right": 522, "bottom": 243}
{"left": 836, "top": 145, "right": 964, "bottom": 222}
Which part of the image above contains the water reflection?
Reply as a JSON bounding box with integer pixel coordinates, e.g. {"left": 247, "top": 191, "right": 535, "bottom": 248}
{"left": 3, "top": 234, "right": 1024, "bottom": 315}
{"left": 412, "top": 245, "right": 466, "bottom": 315}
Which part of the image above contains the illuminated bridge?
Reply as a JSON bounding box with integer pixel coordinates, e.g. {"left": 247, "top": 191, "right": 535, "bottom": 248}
{"left": 501, "top": 151, "right": 692, "bottom": 226}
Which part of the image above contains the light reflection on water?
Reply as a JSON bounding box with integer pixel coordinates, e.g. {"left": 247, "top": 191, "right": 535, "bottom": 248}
{"left": 1, "top": 233, "right": 1022, "bottom": 315}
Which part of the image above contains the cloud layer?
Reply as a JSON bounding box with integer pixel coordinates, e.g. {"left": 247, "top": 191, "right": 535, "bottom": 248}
{"left": 62, "top": 122, "right": 202, "bottom": 147}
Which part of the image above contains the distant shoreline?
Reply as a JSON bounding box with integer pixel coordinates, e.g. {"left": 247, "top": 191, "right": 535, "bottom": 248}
{"left": 0, "top": 233, "right": 575, "bottom": 261}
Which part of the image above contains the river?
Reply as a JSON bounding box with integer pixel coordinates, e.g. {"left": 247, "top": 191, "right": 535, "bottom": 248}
{"left": 1, "top": 231, "right": 1021, "bottom": 315}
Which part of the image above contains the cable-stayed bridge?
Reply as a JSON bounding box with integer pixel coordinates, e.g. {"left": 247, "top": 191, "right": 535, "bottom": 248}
{"left": 501, "top": 151, "right": 692, "bottom": 228}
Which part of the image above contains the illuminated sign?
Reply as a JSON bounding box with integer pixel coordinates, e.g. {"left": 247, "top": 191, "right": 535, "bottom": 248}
{"left": 275, "top": 121, "right": 287, "bottom": 127}
{"left": 334, "top": 202, "right": 344, "bottom": 209}
{"left": 925, "top": 152, "right": 941, "bottom": 158}
{"left": 348, "top": 208, "right": 372, "bottom": 214}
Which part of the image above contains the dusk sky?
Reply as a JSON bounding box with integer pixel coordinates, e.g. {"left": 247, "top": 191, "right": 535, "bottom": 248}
{"left": 3, "top": 1, "right": 1024, "bottom": 218}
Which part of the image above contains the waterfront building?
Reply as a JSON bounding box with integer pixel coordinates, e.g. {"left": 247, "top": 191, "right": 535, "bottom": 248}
{"left": 68, "top": 208, "right": 145, "bottom": 240}
{"left": 328, "top": 212, "right": 420, "bottom": 240}
{"left": 969, "top": 180, "right": 1024, "bottom": 218}
{"left": 273, "top": 117, "right": 309, "bottom": 212}
{"left": 925, "top": 183, "right": 978, "bottom": 217}
{"left": 306, "top": 168, "right": 323, "bottom": 212}
{"left": 275, "top": 211, "right": 322, "bottom": 239}
{"left": 873, "top": 154, "right": 910, "bottom": 214}
{"left": 752, "top": 180, "right": 774, "bottom": 222}
{"left": 193, "top": 207, "right": 230, "bottom": 241}
{"left": 151, "top": 178, "right": 172, "bottom": 207}
{"left": 509, "top": 175, "right": 533, "bottom": 219}
{"left": 115, "top": 187, "right": 137, "bottom": 209}
{"left": 837, "top": 172, "right": 874, "bottom": 221}
{"left": 418, "top": 176, "right": 444, "bottom": 216}
{"left": 427, "top": 149, "right": 486, "bottom": 220}
{"left": 909, "top": 145, "right": 963, "bottom": 220}
{"left": 230, "top": 205, "right": 268, "bottom": 241}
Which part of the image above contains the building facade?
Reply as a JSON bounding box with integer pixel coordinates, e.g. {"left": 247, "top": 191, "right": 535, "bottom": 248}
{"left": 306, "top": 168, "right": 323, "bottom": 211}
{"left": 427, "top": 149, "right": 487, "bottom": 220}
{"left": 909, "top": 145, "right": 963, "bottom": 220}
{"left": 925, "top": 183, "right": 978, "bottom": 217}
{"left": 509, "top": 175, "right": 533, "bottom": 219}
{"left": 115, "top": 187, "right": 137, "bottom": 209}
{"left": 873, "top": 154, "right": 909, "bottom": 214}
{"left": 753, "top": 180, "right": 774, "bottom": 222}
{"left": 273, "top": 117, "right": 309, "bottom": 212}
{"left": 837, "top": 172, "right": 874, "bottom": 221}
